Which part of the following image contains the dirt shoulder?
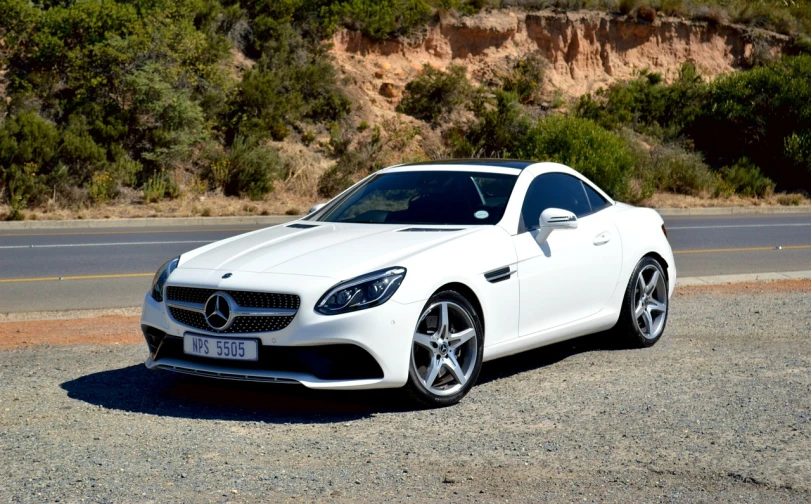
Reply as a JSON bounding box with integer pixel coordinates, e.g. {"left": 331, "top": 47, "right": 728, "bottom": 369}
{"left": 2, "top": 279, "right": 809, "bottom": 350}
{"left": 1, "top": 276, "right": 809, "bottom": 503}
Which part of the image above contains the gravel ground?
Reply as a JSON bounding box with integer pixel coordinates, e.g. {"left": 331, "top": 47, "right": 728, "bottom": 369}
{"left": 0, "top": 288, "right": 809, "bottom": 503}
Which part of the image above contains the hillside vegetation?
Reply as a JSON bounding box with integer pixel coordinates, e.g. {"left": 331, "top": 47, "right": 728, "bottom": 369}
{"left": 1, "top": 0, "right": 810, "bottom": 220}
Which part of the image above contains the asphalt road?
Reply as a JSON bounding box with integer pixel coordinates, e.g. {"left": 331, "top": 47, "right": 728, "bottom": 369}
{"left": 0, "top": 213, "right": 809, "bottom": 312}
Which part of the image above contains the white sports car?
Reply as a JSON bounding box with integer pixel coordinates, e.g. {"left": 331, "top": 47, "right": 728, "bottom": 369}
{"left": 141, "top": 160, "right": 675, "bottom": 406}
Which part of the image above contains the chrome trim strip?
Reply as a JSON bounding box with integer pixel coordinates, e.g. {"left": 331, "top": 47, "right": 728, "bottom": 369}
{"left": 232, "top": 306, "right": 298, "bottom": 317}
{"left": 166, "top": 300, "right": 205, "bottom": 312}
{"left": 152, "top": 363, "right": 300, "bottom": 384}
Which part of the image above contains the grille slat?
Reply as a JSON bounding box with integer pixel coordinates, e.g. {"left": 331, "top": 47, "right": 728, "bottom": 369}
{"left": 166, "top": 287, "right": 300, "bottom": 334}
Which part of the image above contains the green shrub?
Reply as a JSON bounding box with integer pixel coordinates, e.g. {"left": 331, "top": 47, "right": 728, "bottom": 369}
{"left": 234, "top": 26, "right": 350, "bottom": 140}
{"left": 500, "top": 53, "right": 546, "bottom": 104}
{"left": 618, "top": 0, "right": 639, "bottom": 16}
{"left": 689, "top": 55, "right": 811, "bottom": 191}
{"left": 575, "top": 63, "right": 708, "bottom": 140}
{"left": 325, "top": 0, "right": 433, "bottom": 39}
{"left": 448, "top": 90, "right": 532, "bottom": 158}
{"left": 2, "top": 162, "right": 45, "bottom": 220}
{"left": 516, "top": 115, "right": 637, "bottom": 201}
{"left": 143, "top": 171, "right": 169, "bottom": 203}
{"left": 318, "top": 126, "right": 384, "bottom": 198}
{"left": 719, "top": 158, "right": 775, "bottom": 198}
{"left": 647, "top": 144, "right": 716, "bottom": 196}
{"left": 397, "top": 64, "right": 473, "bottom": 123}
{"left": 88, "top": 171, "right": 117, "bottom": 204}
{"left": 226, "top": 135, "right": 285, "bottom": 200}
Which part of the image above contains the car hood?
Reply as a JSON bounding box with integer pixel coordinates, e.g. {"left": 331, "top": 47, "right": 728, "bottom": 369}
{"left": 178, "top": 222, "right": 481, "bottom": 280}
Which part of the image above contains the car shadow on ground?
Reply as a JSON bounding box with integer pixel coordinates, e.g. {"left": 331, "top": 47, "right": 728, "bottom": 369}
{"left": 60, "top": 331, "right": 628, "bottom": 423}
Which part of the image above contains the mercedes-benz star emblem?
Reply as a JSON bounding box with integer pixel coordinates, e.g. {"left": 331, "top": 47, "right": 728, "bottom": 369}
{"left": 204, "top": 292, "right": 234, "bottom": 330}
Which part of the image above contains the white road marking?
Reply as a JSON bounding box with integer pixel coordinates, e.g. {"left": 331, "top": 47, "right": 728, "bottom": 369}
{"left": 0, "top": 240, "right": 212, "bottom": 249}
{"left": 668, "top": 223, "right": 811, "bottom": 230}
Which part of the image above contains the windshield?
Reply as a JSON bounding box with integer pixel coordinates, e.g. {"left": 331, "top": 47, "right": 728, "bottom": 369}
{"left": 313, "top": 171, "right": 518, "bottom": 225}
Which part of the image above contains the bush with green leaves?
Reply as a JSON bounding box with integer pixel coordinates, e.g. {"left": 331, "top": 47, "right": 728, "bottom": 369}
{"left": 516, "top": 115, "right": 637, "bottom": 201}
{"left": 318, "top": 125, "right": 384, "bottom": 198}
{"left": 226, "top": 136, "right": 286, "bottom": 200}
{"left": 500, "top": 53, "right": 546, "bottom": 104}
{"left": 647, "top": 144, "right": 716, "bottom": 196}
{"left": 233, "top": 25, "right": 350, "bottom": 141}
{"left": 718, "top": 158, "right": 776, "bottom": 198}
{"left": 397, "top": 64, "right": 473, "bottom": 123}
{"left": 324, "top": 0, "right": 433, "bottom": 39}
{"left": 575, "top": 63, "right": 708, "bottom": 140}
{"left": 448, "top": 90, "right": 532, "bottom": 158}
{"left": 689, "top": 55, "right": 811, "bottom": 191}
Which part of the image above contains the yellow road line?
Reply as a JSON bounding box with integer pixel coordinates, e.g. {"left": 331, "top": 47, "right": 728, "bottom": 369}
{"left": 0, "top": 228, "right": 259, "bottom": 238}
{"left": 0, "top": 273, "right": 153, "bottom": 283}
{"left": 675, "top": 244, "right": 811, "bottom": 254}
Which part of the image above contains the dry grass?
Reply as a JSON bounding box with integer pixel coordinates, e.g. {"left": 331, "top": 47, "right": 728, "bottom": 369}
{"left": 643, "top": 191, "right": 811, "bottom": 209}
{"left": 3, "top": 189, "right": 809, "bottom": 221}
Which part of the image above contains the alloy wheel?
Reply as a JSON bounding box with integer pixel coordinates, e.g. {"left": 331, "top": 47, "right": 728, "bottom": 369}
{"left": 633, "top": 264, "right": 668, "bottom": 340}
{"left": 411, "top": 301, "right": 478, "bottom": 397}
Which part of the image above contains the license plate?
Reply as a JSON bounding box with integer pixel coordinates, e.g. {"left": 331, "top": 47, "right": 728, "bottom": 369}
{"left": 183, "top": 334, "right": 258, "bottom": 361}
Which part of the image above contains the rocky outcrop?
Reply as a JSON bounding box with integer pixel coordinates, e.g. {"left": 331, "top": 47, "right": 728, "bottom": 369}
{"left": 331, "top": 9, "right": 790, "bottom": 100}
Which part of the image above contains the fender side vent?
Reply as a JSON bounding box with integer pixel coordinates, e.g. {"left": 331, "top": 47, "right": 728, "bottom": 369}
{"left": 287, "top": 223, "right": 318, "bottom": 229}
{"left": 398, "top": 227, "right": 463, "bottom": 232}
{"left": 484, "top": 266, "right": 513, "bottom": 284}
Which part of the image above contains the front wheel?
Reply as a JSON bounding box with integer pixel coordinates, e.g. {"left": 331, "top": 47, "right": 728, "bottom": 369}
{"left": 615, "top": 257, "right": 669, "bottom": 347}
{"left": 404, "top": 290, "right": 483, "bottom": 408}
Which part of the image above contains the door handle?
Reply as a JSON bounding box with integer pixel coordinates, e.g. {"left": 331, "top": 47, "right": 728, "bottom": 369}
{"left": 593, "top": 231, "right": 611, "bottom": 246}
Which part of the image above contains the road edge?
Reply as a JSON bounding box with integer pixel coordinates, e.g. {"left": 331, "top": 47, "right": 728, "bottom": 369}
{"left": 3, "top": 271, "right": 809, "bottom": 322}
{"left": 0, "top": 215, "right": 298, "bottom": 230}
{"left": 2, "top": 206, "right": 811, "bottom": 229}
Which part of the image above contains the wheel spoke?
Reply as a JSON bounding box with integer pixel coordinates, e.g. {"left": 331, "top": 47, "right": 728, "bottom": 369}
{"left": 413, "top": 332, "right": 434, "bottom": 351}
{"left": 648, "top": 299, "right": 666, "bottom": 313}
{"left": 636, "top": 274, "right": 645, "bottom": 297}
{"left": 643, "top": 310, "right": 654, "bottom": 337}
{"left": 438, "top": 302, "right": 450, "bottom": 338}
{"left": 646, "top": 270, "right": 660, "bottom": 295}
{"left": 634, "top": 301, "right": 645, "bottom": 319}
{"left": 448, "top": 328, "right": 475, "bottom": 348}
{"left": 444, "top": 353, "right": 467, "bottom": 386}
{"left": 424, "top": 357, "right": 441, "bottom": 388}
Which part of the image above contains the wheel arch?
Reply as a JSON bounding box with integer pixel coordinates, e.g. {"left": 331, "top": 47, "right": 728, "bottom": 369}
{"left": 433, "top": 282, "right": 485, "bottom": 335}
{"left": 642, "top": 251, "right": 669, "bottom": 284}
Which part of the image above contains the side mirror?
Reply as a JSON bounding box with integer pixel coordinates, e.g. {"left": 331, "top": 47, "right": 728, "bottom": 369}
{"left": 535, "top": 208, "right": 577, "bottom": 245}
{"left": 308, "top": 203, "right": 326, "bottom": 215}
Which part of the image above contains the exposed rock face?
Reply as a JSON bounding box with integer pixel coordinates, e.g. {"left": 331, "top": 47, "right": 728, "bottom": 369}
{"left": 331, "top": 9, "right": 789, "bottom": 103}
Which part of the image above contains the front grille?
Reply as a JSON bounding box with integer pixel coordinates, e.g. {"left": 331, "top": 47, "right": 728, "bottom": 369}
{"left": 155, "top": 337, "right": 383, "bottom": 381}
{"left": 168, "top": 307, "right": 295, "bottom": 334}
{"left": 166, "top": 286, "right": 300, "bottom": 334}
{"left": 166, "top": 287, "right": 300, "bottom": 310}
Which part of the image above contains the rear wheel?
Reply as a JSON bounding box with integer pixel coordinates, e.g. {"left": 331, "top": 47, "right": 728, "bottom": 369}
{"left": 404, "top": 290, "right": 483, "bottom": 408}
{"left": 615, "top": 257, "right": 669, "bottom": 347}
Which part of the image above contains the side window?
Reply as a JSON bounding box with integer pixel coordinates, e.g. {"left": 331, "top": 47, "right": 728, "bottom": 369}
{"left": 582, "top": 181, "right": 610, "bottom": 213}
{"left": 520, "top": 173, "right": 592, "bottom": 230}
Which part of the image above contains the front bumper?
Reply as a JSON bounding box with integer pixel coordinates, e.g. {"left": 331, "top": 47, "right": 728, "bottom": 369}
{"left": 140, "top": 284, "right": 424, "bottom": 390}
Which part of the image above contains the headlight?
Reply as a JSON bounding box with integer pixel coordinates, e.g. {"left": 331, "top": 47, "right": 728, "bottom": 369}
{"left": 316, "top": 267, "right": 406, "bottom": 315}
{"left": 151, "top": 256, "right": 179, "bottom": 302}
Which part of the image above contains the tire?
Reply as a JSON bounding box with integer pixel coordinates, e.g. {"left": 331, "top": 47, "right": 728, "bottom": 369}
{"left": 404, "top": 290, "right": 484, "bottom": 408}
{"left": 614, "top": 256, "right": 669, "bottom": 348}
